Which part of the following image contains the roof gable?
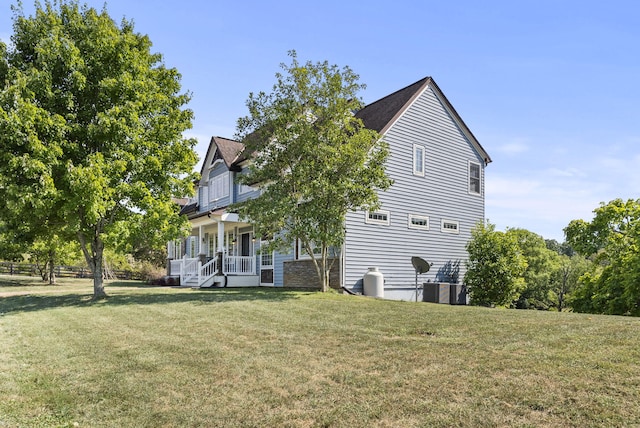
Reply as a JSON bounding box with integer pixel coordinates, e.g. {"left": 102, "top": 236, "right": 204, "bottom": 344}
{"left": 355, "top": 77, "right": 429, "bottom": 134}
{"left": 199, "top": 136, "right": 246, "bottom": 179}
{"left": 356, "top": 77, "right": 491, "bottom": 165}
{"left": 212, "top": 136, "right": 245, "bottom": 170}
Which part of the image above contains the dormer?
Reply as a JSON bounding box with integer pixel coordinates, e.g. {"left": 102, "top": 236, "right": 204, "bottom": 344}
{"left": 196, "top": 136, "right": 246, "bottom": 213}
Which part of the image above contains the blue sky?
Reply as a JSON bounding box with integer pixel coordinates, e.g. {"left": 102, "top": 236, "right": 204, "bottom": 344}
{"left": 2, "top": 0, "right": 639, "bottom": 241}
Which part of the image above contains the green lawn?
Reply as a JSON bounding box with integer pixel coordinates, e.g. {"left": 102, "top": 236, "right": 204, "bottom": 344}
{"left": 1, "top": 276, "right": 639, "bottom": 427}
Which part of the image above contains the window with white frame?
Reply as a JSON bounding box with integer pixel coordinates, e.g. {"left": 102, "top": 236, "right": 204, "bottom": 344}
{"left": 441, "top": 219, "right": 459, "bottom": 234}
{"left": 209, "top": 173, "right": 229, "bottom": 202}
{"left": 206, "top": 233, "right": 216, "bottom": 257}
{"left": 366, "top": 210, "right": 390, "bottom": 226}
{"left": 168, "top": 240, "right": 182, "bottom": 259}
{"left": 296, "top": 239, "right": 322, "bottom": 259}
{"left": 413, "top": 144, "right": 425, "bottom": 176}
{"left": 187, "top": 236, "right": 199, "bottom": 257}
{"left": 469, "top": 161, "right": 481, "bottom": 195}
{"left": 408, "top": 214, "right": 430, "bottom": 230}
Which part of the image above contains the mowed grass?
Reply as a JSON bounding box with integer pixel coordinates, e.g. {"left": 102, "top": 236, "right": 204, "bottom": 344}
{"left": 1, "top": 276, "right": 639, "bottom": 427}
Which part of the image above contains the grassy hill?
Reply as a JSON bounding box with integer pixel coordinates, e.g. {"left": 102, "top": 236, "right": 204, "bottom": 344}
{"left": 1, "top": 276, "right": 639, "bottom": 427}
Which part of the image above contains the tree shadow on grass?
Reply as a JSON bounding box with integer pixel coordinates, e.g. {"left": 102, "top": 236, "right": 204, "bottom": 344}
{"left": 0, "top": 287, "right": 309, "bottom": 315}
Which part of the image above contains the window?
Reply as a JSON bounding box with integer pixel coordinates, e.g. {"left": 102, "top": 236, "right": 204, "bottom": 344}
{"left": 413, "top": 144, "right": 425, "bottom": 176}
{"left": 168, "top": 240, "right": 182, "bottom": 259}
{"left": 441, "top": 219, "right": 459, "bottom": 234}
{"left": 408, "top": 214, "right": 430, "bottom": 230}
{"left": 366, "top": 210, "right": 390, "bottom": 226}
{"left": 469, "top": 161, "right": 481, "bottom": 195}
{"left": 206, "top": 233, "right": 216, "bottom": 257}
{"left": 296, "top": 239, "right": 323, "bottom": 260}
{"left": 187, "top": 236, "right": 199, "bottom": 257}
{"left": 209, "top": 173, "right": 229, "bottom": 202}
{"left": 261, "top": 251, "right": 273, "bottom": 268}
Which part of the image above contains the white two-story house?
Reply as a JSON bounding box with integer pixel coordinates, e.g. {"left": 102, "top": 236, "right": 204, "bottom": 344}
{"left": 168, "top": 76, "right": 491, "bottom": 301}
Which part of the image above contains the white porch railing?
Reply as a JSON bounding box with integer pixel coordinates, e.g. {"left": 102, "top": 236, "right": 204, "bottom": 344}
{"left": 180, "top": 256, "right": 199, "bottom": 286}
{"left": 174, "top": 255, "right": 255, "bottom": 287}
{"left": 224, "top": 256, "right": 255, "bottom": 275}
{"left": 199, "top": 258, "right": 217, "bottom": 285}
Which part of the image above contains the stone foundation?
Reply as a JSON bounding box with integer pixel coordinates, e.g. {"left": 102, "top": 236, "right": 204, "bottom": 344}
{"left": 283, "top": 258, "right": 341, "bottom": 289}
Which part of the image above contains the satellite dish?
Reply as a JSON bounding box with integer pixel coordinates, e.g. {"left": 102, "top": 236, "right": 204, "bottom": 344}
{"left": 411, "top": 256, "right": 431, "bottom": 274}
{"left": 411, "top": 257, "right": 433, "bottom": 302}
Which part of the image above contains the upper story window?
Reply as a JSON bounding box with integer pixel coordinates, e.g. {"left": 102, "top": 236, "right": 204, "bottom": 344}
{"left": 209, "top": 173, "right": 229, "bottom": 202}
{"left": 413, "top": 144, "right": 425, "bottom": 176}
{"left": 365, "top": 210, "right": 390, "bottom": 226}
{"left": 469, "top": 161, "right": 481, "bottom": 195}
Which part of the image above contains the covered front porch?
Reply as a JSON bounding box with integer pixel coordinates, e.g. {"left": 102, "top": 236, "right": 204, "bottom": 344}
{"left": 167, "top": 210, "right": 273, "bottom": 288}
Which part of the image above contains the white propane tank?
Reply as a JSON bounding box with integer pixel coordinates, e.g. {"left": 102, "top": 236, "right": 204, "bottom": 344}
{"left": 363, "top": 267, "right": 384, "bottom": 298}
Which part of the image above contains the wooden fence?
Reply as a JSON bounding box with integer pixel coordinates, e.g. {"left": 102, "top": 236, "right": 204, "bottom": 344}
{"left": 0, "top": 262, "right": 145, "bottom": 280}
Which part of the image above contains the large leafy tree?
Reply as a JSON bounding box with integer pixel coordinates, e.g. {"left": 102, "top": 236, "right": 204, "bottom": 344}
{"left": 565, "top": 198, "right": 640, "bottom": 315}
{"left": 550, "top": 254, "right": 591, "bottom": 312}
{"left": 508, "top": 228, "right": 560, "bottom": 310}
{"left": 464, "top": 221, "right": 527, "bottom": 306}
{"left": 0, "top": 1, "right": 197, "bottom": 298}
{"left": 235, "top": 51, "right": 392, "bottom": 292}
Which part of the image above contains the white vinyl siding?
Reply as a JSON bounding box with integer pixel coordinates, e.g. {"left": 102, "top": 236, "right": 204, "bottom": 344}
{"left": 408, "top": 214, "right": 430, "bottom": 230}
{"left": 365, "top": 210, "right": 390, "bottom": 226}
{"left": 343, "top": 84, "right": 485, "bottom": 292}
{"left": 209, "top": 173, "right": 229, "bottom": 202}
{"left": 413, "top": 144, "right": 425, "bottom": 176}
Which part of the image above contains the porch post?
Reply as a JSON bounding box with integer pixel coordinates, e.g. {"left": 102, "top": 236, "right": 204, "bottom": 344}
{"left": 198, "top": 225, "right": 206, "bottom": 265}
{"left": 166, "top": 241, "right": 173, "bottom": 275}
{"left": 216, "top": 221, "right": 225, "bottom": 276}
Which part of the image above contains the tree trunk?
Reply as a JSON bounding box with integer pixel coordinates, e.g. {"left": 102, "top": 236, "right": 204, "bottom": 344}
{"left": 320, "top": 247, "right": 330, "bottom": 293}
{"left": 92, "top": 239, "right": 106, "bottom": 299}
{"left": 78, "top": 230, "right": 107, "bottom": 299}
{"left": 320, "top": 266, "right": 328, "bottom": 292}
{"left": 48, "top": 250, "right": 56, "bottom": 285}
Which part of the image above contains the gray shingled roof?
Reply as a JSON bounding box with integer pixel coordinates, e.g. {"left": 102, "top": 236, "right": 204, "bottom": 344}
{"left": 355, "top": 77, "right": 430, "bottom": 133}
{"left": 200, "top": 77, "right": 490, "bottom": 176}
{"left": 211, "top": 136, "right": 245, "bottom": 170}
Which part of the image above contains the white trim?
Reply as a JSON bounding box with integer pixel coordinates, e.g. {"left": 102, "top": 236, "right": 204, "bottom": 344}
{"left": 441, "top": 219, "right": 460, "bottom": 234}
{"left": 413, "top": 144, "right": 425, "bottom": 177}
{"left": 468, "top": 160, "right": 481, "bottom": 196}
{"left": 365, "top": 210, "right": 390, "bottom": 226}
{"left": 220, "top": 212, "right": 239, "bottom": 222}
{"left": 259, "top": 239, "right": 275, "bottom": 286}
{"left": 408, "top": 214, "right": 429, "bottom": 230}
{"left": 199, "top": 186, "right": 208, "bottom": 206}
{"left": 377, "top": 83, "right": 429, "bottom": 136}
{"left": 210, "top": 158, "right": 225, "bottom": 169}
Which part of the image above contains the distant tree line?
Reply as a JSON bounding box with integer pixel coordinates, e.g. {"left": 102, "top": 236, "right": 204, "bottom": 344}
{"left": 465, "top": 198, "right": 640, "bottom": 316}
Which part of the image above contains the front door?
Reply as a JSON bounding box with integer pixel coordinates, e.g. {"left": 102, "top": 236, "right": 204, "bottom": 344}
{"left": 240, "top": 233, "right": 251, "bottom": 257}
